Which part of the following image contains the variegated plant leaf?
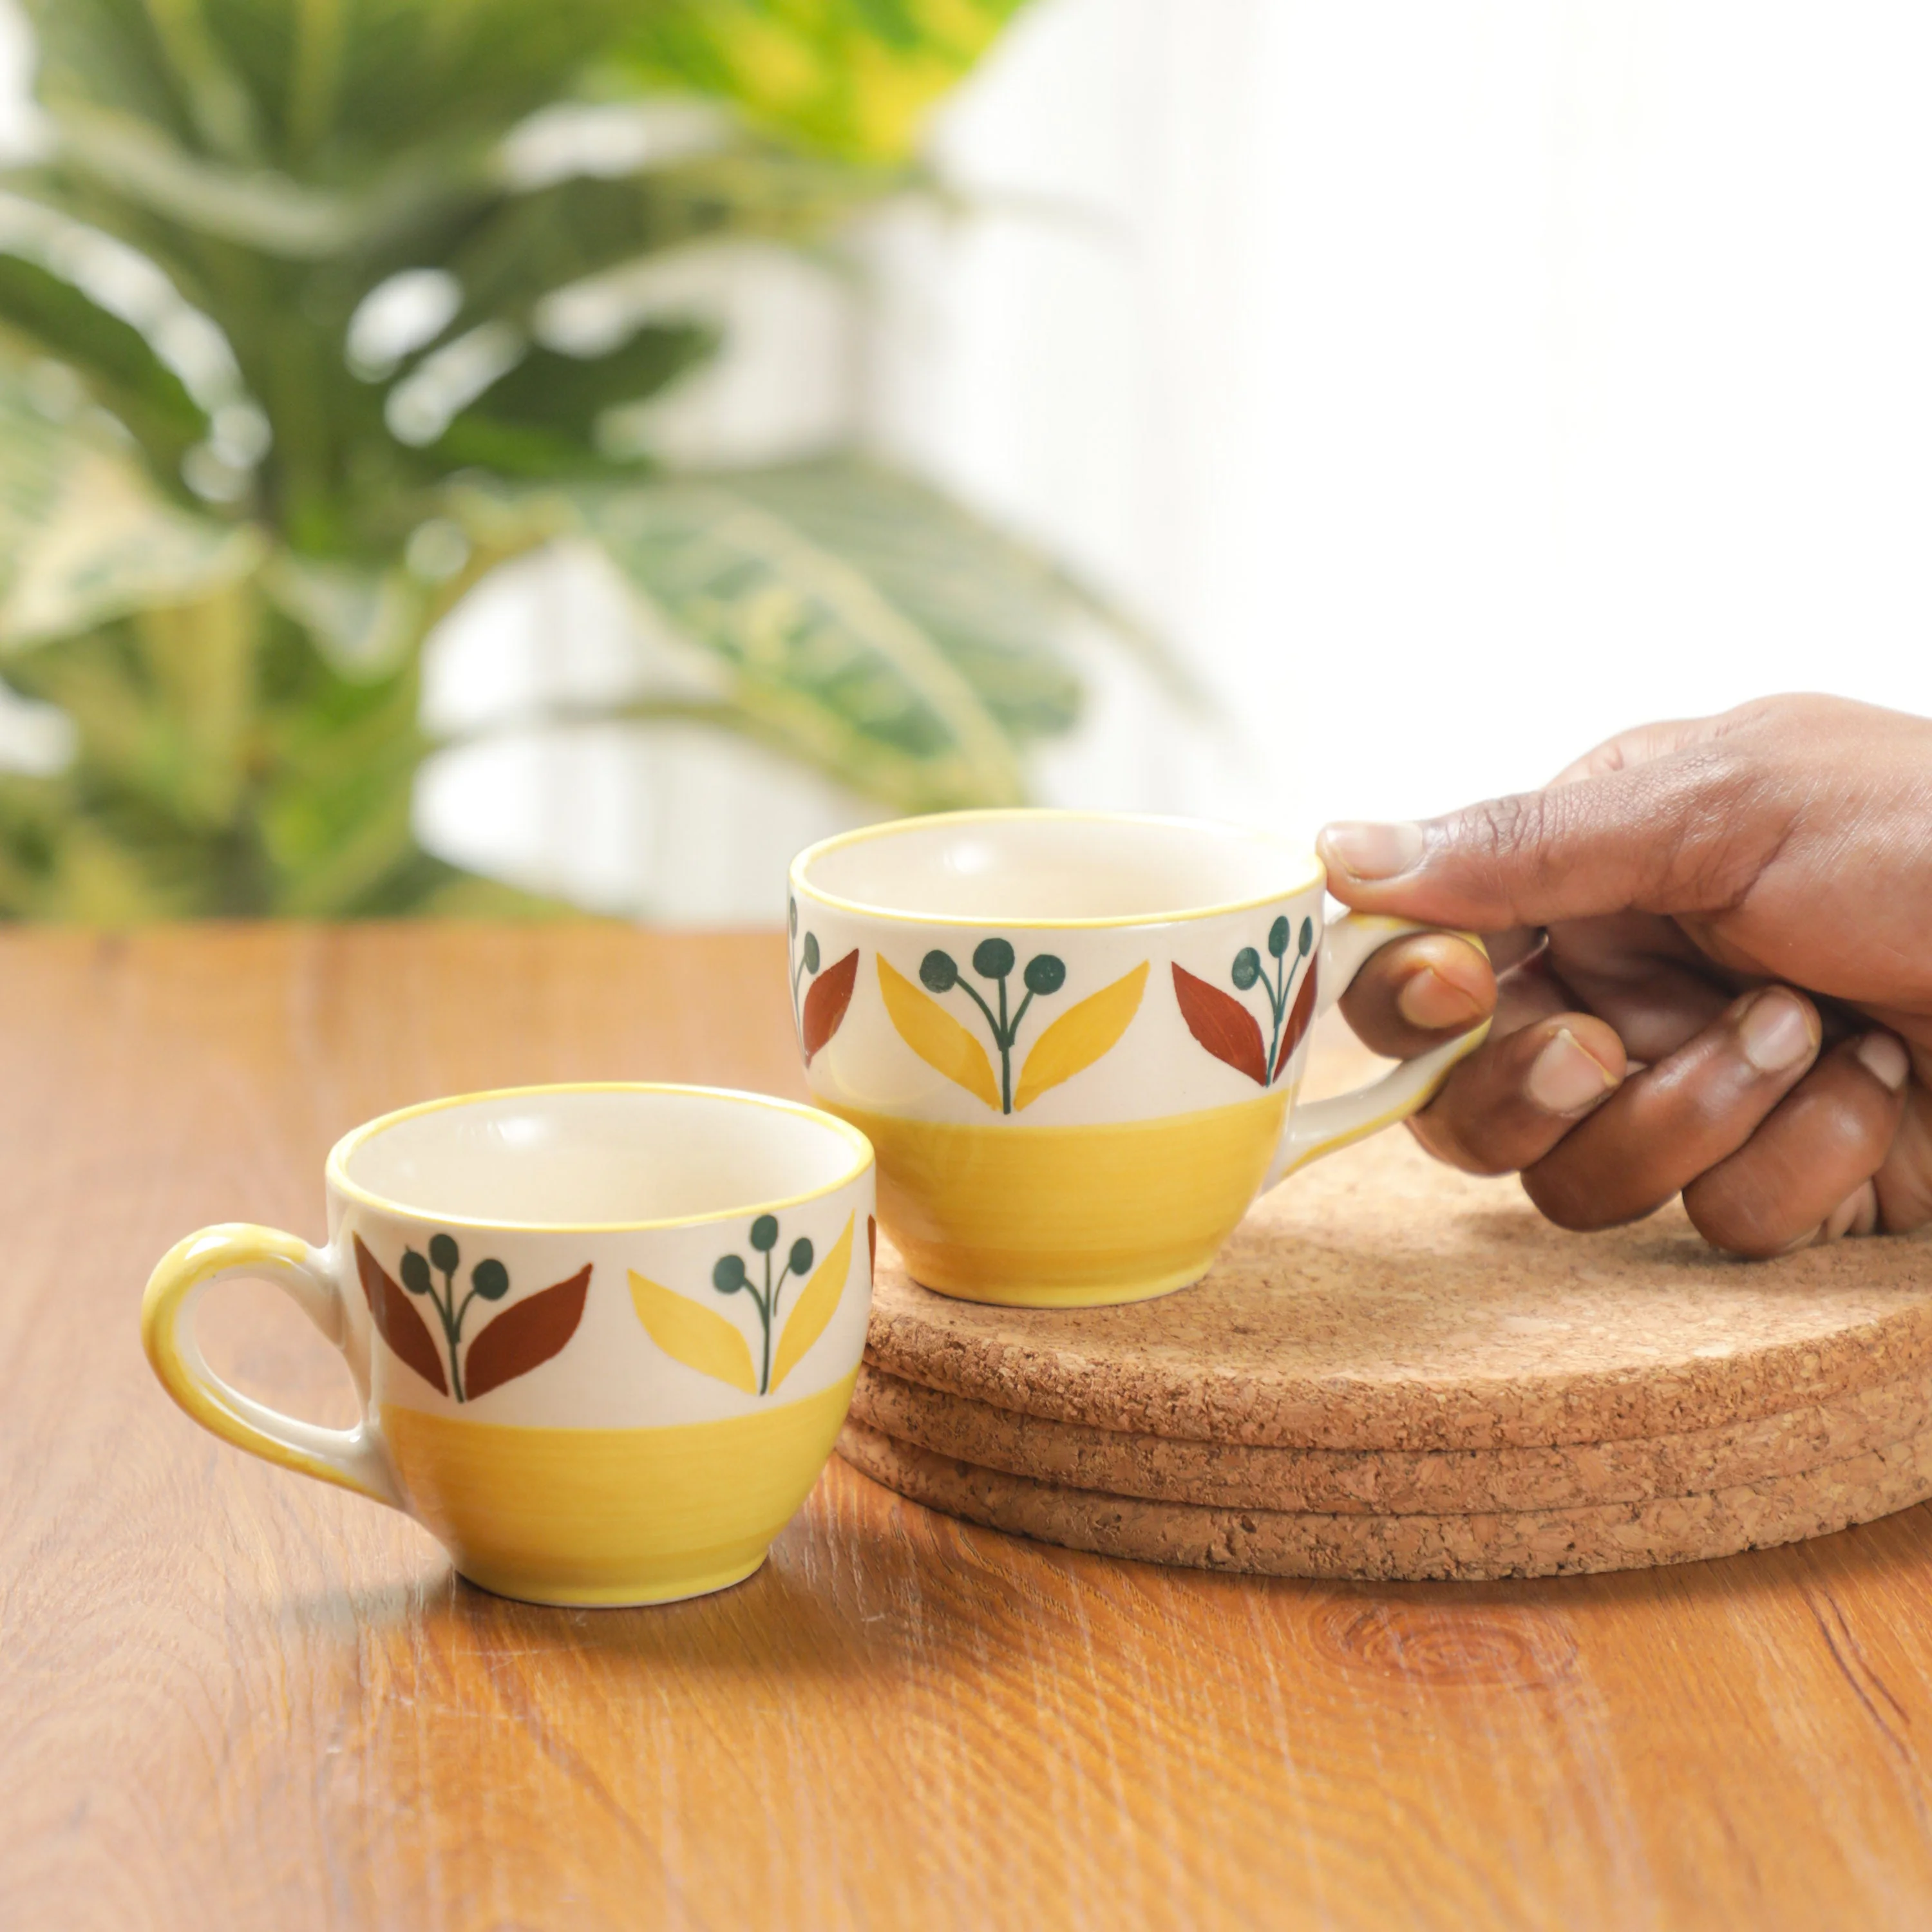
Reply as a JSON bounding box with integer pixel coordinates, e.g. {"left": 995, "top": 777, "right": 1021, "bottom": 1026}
{"left": 0, "top": 252, "right": 207, "bottom": 480}
{"left": 618, "top": 0, "right": 1028, "bottom": 164}
{"left": 714, "top": 460, "right": 1194, "bottom": 735}
{"left": 260, "top": 553, "right": 430, "bottom": 677}
{"left": 576, "top": 473, "right": 1026, "bottom": 810}
{"left": 0, "top": 369, "right": 259, "bottom": 653}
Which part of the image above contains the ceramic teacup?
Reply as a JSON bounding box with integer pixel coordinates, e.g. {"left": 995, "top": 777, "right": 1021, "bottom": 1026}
{"left": 788, "top": 811, "right": 1486, "bottom": 1309}
{"left": 141, "top": 1084, "right": 875, "bottom": 1605}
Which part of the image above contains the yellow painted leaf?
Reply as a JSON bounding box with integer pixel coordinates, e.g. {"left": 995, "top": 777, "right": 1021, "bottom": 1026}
{"left": 770, "top": 1213, "right": 854, "bottom": 1394}
{"left": 877, "top": 956, "right": 1000, "bottom": 1110}
{"left": 1014, "top": 961, "right": 1150, "bottom": 1111}
{"left": 629, "top": 1271, "right": 757, "bottom": 1394}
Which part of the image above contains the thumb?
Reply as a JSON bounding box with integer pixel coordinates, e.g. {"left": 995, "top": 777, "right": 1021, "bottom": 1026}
{"left": 1316, "top": 748, "right": 1783, "bottom": 932}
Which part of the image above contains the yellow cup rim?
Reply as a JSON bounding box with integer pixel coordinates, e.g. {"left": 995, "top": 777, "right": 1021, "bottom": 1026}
{"left": 790, "top": 808, "right": 1325, "bottom": 931}
{"left": 326, "top": 1083, "right": 873, "bottom": 1235}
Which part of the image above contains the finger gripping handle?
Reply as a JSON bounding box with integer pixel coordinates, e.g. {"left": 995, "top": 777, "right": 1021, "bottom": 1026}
{"left": 1264, "top": 914, "right": 1490, "bottom": 1189}
{"left": 140, "top": 1223, "right": 400, "bottom": 1508}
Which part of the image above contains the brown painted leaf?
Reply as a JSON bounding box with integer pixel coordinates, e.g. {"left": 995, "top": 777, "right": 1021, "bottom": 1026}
{"left": 867, "top": 1215, "right": 877, "bottom": 1276}
{"left": 1274, "top": 960, "right": 1320, "bottom": 1081}
{"left": 802, "top": 948, "right": 859, "bottom": 1061}
{"left": 463, "top": 1265, "right": 591, "bottom": 1400}
{"left": 353, "top": 1235, "right": 448, "bottom": 1394}
{"left": 1171, "top": 963, "right": 1267, "bottom": 1086}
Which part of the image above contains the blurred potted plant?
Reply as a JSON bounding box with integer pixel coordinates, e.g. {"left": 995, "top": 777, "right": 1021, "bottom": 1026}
{"left": 0, "top": 0, "right": 1160, "bottom": 917}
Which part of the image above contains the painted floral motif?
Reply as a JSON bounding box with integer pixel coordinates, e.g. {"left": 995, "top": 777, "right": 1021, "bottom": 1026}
{"left": 789, "top": 896, "right": 857, "bottom": 1063}
{"left": 879, "top": 942, "right": 1148, "bottom": 1115}
{"left": 1173, "top": 915, "right": 1317, "bottom": 1087}
{"left": 354, "top": 1234, "right": 589, "bottom": 1403}
{"left": 630, "top": 1212, "right": 856, "bottom": 1397}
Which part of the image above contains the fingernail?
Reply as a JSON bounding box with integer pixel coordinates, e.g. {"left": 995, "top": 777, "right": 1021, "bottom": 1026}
{"left": 1738, "top": 988, "right": 1817, "bottom": 1075}
{"left": 1856, "top": 1032, "right": 1911, "bottom": 1092}
{"left": 1528, "top": 1027, "right": 1619, "bottom": 1115}
{"left": 1397, "top": 964, "right": 1486, "bottom": 1031}
{"left": 1320, "top": 820, "right": 1425, "bottom": 882}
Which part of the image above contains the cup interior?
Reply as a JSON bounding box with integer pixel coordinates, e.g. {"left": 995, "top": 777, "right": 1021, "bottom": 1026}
{"left": 797, "top": 812, "right": 1319, "bottom": 924}
{"left": 334, "top": 1086, "right": 867, "bottom": 1228}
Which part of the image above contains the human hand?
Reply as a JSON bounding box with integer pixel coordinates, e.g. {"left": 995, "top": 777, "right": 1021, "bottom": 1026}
{"left": 1317, "top": 694, "right": 1932, "bottom": 1256}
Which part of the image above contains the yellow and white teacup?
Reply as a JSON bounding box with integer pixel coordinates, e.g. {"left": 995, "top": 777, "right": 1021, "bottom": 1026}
{"left": 141, "top": 1084, "right": 875, "bottom": 1605}
{"left": 788, "top": 811, "right": 1486, "bottom": 1309}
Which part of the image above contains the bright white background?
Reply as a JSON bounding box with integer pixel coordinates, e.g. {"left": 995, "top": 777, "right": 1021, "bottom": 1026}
{"left": 6, "top": 1, "right": 1931, "bottom": 919}
{"left": 863, "top": 0, "right": 1932, "bottom": 831}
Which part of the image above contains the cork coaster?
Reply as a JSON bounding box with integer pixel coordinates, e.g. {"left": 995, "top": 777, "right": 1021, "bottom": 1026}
{"left": 838, "top": 1417, "right": 1932, "bottom": 1581}
{"left": 861, "top": 1147, "right": 1932, "bottom": 1454}
{"left": 850, "top": 1360, "right": 1932, "bottom": 1517}
{"left": 839, "top": 1039, "right": 1932, "bottom": 1575}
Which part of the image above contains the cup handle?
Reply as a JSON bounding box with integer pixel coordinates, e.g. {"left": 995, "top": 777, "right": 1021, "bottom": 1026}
{"left": 1262, "top": 913, "right": 1491, "bottom": 1189}
{"left": 140, "top": 1224, "right": 401, "bottom": 1508}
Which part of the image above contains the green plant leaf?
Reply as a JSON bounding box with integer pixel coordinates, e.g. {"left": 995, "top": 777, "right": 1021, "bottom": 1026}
{"left": 39, "top": 100, "right": 372, "bottom": 256}
{"left": 19, "top": 1, "right": 205, "bottom": 150}
{"left": 254, "top": 647, "right": 431, "bottom": 916}
{"left": 0, "top": 765, "right": 208, "bottom": 920}
{"left": 472, "top": 326, "right": 715, "bottom": 434}
{"left": 431, "top": 325, "right": 714, "bottom": 477}
{"left": 0, "top": 573, "right": 268, "bottom": 917}
{"left": 437, "top": 147, "right": 889, "bottom": 345}
{"left": 0, "top": 254, "right": 207, "bottom": 479}
{"left": 23, "top": 0, "right": 644, "bottom": 173}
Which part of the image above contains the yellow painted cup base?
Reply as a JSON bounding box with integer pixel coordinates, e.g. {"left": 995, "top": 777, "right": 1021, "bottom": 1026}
{"left": 831, "top": 1093, "right": 1289, "bottom": 1311}
{"left": 455, "top": 1549, "right": 770, "bottom": 1609}
{"left": 381, "top": 1370, "right": 855, "bottom": 1609}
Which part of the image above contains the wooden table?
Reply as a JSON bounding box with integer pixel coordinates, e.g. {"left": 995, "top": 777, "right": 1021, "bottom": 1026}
{"left": 8, "top": 925, "right": 1932, "bottom": 1931}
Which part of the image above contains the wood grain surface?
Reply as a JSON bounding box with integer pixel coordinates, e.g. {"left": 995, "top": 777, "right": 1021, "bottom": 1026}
{"left": 9, "top": 925, "right": 1932, "bottom": 1930}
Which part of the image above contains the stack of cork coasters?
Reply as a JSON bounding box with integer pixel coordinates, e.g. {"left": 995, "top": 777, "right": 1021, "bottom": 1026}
{"left": 838, "top": 1056, "right": 1932, "bottom": 1580}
